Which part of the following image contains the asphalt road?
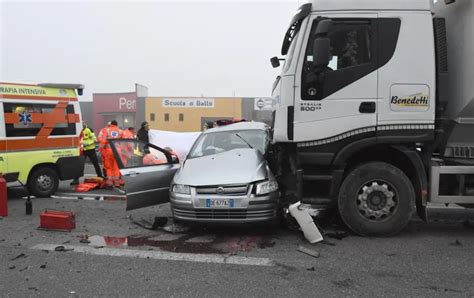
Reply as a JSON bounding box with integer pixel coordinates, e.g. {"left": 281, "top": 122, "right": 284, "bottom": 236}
{"left": 1, "top": 166, "right": 474, "bottom": 296}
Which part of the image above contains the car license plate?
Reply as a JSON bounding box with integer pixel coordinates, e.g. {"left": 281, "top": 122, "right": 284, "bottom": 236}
{"left": 206, "top": 199, "right": 234, "bottom": 208}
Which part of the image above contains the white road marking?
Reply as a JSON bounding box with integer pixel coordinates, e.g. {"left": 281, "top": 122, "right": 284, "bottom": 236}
{"left": 31, "top": 244, "right": 274, "bottom": 267}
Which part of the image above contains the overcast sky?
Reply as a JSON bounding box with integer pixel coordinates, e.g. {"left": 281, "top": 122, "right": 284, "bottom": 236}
{"left": 1, "top": 0, "right": 302, "bottom": 100}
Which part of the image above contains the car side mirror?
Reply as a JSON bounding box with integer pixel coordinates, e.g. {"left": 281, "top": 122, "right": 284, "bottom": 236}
{"left": 270, "top": 57, "right": 281, "bottom": 68}
{"left": 313, "top": 37, "right": 331, "bottom": 67}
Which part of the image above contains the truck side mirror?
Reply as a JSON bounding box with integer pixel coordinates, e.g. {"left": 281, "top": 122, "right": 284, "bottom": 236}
{"left": 315, "top": 19, "right": 332, "bottom": 35}
{"left": 313, "top": 37, "right": 331, "bottom": 67}
{"left": 312, "top": 18, "right": 332, "bottom": 68}
{"left": 270, "top": 57, "right": 281, "bottom": 68}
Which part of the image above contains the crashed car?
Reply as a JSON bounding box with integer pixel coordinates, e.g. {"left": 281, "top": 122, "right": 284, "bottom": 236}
{"left": 109, "top": 122, "right": 279, "bottom": 224}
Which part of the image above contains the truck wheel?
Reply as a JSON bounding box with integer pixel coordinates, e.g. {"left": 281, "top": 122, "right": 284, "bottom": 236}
{"left": 338, "top": 162, "right": 415, "bottom": 237}
{"left": 27, "top": 167, "right": 59, "bottom": 198}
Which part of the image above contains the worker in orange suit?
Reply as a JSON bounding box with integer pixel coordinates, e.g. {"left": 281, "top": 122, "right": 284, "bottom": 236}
{"left": 97, "top": 120, "right": 123, "bottom": 187}
{"left": 118, "top": 127, "right": 136, "bottom": 168}
{"left": 143, "top": 152, "right": 167, "bottom": 165}
{"left": 122, "top": 127, "right": 136, "bottom": 139}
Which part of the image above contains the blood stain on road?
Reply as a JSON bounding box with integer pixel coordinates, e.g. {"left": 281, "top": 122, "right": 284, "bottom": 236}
{"left": 83, "top": 233, "right": 276, "bottom": 255}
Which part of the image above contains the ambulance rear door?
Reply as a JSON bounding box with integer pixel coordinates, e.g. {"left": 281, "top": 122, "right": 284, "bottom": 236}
{"left": 109, "top": 139, "right": 180, "bottom": 210}
{"left": 0, "top": 102, "right": 7, "bottom": 177}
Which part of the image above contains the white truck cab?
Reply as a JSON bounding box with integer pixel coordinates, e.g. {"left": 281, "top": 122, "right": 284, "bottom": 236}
{"left": 269, "top": 0, "right": 474, "bottom": 236}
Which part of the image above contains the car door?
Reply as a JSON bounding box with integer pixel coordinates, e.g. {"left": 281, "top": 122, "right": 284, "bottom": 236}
{"left": 109, "top": 139, "right": 180, "bottom": 210}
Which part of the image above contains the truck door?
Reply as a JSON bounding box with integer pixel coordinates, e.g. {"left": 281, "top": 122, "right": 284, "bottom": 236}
{"left": 376, "top": 12, "right": 436, "bottom": 135}
{"left": 109, "top": 139, "right": 180, "bottom": 210}
{"left": 293, "top": 14, "right": 378, "bottom": 144}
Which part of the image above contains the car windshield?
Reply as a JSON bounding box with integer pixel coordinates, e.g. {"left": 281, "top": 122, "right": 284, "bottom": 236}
{"left": 188, "top": 130, "right": 267, "bottom": 159}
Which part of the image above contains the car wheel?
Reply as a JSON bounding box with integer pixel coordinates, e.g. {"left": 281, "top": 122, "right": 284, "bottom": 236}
{"left": 27, "top": 167, "right": 59, "bottom": 198}
{"left": 338, "top": 162, "right": 415, "bottom": 237}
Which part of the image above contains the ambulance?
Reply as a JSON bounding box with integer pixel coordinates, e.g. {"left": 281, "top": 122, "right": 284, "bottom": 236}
{"left": 0, "top": 82, "right": 84, "bottom": 197}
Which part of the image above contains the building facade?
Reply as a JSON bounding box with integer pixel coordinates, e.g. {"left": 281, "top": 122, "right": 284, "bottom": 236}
{"left": 79, "top": 84, "right": 148, "bottom": 132}
{"left": 145, "top": 97, "right": 243, "bottom": 132}
{"left": 81, "top": 88, "right": 273, "bottom": 132}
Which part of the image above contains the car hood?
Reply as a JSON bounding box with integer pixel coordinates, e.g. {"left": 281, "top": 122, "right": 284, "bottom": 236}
{"left": 174, "top": 149, "right": 269, "bottom": 186}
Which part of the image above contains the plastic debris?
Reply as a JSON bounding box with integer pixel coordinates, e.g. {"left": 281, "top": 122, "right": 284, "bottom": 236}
{"left": 297, "top": 246, "right": 320, "bottom": 258}
{"left": 289, "top": 202, "right": 324, "bottom": 244}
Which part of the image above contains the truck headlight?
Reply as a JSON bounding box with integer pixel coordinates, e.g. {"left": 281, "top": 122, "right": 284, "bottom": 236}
{"left": 172, "top": 184, "right": 191, "bottom": 195}
{"left": 255, "top": 180, "right": 278, "bottom": 195}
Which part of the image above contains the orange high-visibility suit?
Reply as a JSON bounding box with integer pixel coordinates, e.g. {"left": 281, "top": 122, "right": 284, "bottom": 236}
{"left": 143, "top": 153, "right": 167, "bottom": 165}
{"left": 122, "top": 129, "right": 135, "bottom": 139}
{"left": 97, "top": 124, "right": 123, "bottom": 186}
{"left": 118, "top": 128, "right": 135, "bottom": 167}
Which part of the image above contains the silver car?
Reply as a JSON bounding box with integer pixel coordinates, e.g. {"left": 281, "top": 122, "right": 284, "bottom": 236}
{"left": 108, "top": 122, "right": 279, "bottom": 224}
{"left": 170, "top": 122, "right": 279, "bottom": 223}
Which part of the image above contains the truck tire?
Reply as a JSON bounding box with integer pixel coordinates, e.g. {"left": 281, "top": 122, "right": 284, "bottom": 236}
{"left": 27, "top": 167, "right": 59, "bottom": 198}
{"left": 338, "top": 162, "right": 415, "bottom": 237}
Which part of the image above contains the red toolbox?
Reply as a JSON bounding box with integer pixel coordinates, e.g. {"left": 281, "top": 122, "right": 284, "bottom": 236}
{"left": 39, "top": 210, "right": 76, "bottom": 231}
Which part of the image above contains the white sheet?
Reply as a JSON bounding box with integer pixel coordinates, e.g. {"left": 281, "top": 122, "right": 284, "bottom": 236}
{"left": 148, "top": 129, "right": 201, "bottom": 160}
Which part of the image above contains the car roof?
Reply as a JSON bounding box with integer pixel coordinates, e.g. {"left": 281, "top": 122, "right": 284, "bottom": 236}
{"left": 204, "top": 121, "right": 268, "bottom": 134}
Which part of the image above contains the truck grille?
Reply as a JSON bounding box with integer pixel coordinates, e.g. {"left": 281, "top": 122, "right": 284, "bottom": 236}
{"left": 195, "top": 184, "right": 249, "bottom": 196}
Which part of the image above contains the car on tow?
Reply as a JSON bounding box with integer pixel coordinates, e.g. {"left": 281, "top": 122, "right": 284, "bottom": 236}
{"left": 109, "top": 122, "right": 279, "bottom": 224}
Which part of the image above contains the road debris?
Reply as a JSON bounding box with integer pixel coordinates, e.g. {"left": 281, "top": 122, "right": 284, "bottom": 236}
{"left": 79, "top": 235, "right": 91, "bottom": 244}
{"left": 321, "top": 240, "right": 336, "bottom": 246}
{"left": 450, "top": 239, "right": 463, "bottom": 246}
{"left": 297, "top": 246, "right": 320, "bottom": 258}
{"left": 54, "top": 245, "right": 74, "bottom": 252}
{"left": 10, "top": 253, "right": 27, "bottom": 261}
{"left": 162, "top": 223, "right": 190, "bottom": 234}
{"left": 39, "top": 210, "right": 76, "bottom": 231}
{"left": 325, "top": 231, "right": 349, "bottom": 240}
{"left": 289, "top": 202, "right": 324, "bottom": 244}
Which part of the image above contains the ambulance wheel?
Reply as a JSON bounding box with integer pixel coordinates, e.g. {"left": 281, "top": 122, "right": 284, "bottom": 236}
{"left": 27, "top": 167, "right": 59, "bottom": 198}
{"left": 338, "top": 162, "right": 415, "bottom": 237}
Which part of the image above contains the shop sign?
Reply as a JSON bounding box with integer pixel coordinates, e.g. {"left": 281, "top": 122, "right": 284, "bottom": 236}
{"left": 119, "top": 97, "right": 136, "bottom": 110}
{"left": 162, "top": 98, "right": 214, "bottom": 108}
{"left": 254, "top": 98, "right": 274, "bottom": 111}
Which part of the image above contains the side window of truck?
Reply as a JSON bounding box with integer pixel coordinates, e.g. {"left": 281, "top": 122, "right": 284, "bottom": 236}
{"left": 301, "top": 18, "right": 375, "bottom": 101}
{"left": 3, "top": 103, "right": 77, "bottom": 137}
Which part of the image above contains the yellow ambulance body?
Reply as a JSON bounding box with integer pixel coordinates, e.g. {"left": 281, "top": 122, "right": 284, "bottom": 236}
{"left": 0, "top": 82, "right": 84, "bottom": 197}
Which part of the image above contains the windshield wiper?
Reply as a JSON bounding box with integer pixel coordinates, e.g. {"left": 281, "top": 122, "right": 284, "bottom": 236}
{"left": 234, "top": 133, "right": 253, "bottom": 149}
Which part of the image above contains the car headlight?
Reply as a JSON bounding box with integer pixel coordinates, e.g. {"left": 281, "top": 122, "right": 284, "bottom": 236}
{"left": 255, "top": 180, "right": 278, "bottom": 195}
{"left": 172, "top": 184, "right": 191, "bottom": 195}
